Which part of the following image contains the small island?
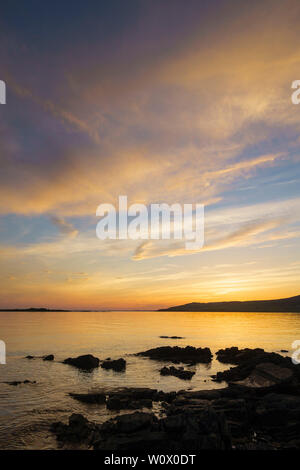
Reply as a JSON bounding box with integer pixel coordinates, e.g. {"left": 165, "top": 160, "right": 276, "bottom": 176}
{"left": 0, "top": 307, "right": 69, "bottom": 312}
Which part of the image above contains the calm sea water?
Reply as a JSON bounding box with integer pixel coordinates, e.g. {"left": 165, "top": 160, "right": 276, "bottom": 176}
{"left": 0, "top": 310, "right": 299, "bottom": 449}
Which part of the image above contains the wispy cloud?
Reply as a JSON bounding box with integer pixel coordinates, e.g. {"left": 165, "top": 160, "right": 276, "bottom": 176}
{"left": 1, "top": 1, "right": 300, "bottom": 307}
{"left": 133, "top": 217, "right": 295, "bottom": 260}
{"left": 1, "top": 2, "right": 300, "bottom": 217}
{"left": 49, "top": 216, "right": 78, "bottom": 238}
{"left": 5, "top": 74, "right": 100, "bottom": 142}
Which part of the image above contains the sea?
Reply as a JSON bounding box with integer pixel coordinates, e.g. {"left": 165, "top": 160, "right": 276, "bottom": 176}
{"left": 0, "top": 310, "right": 299, "bottom": 449}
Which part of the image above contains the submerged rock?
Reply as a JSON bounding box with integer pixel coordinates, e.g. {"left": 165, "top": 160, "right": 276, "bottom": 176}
{"left": 137, "top": 346, "right": 212, "bottom": 363}
{"left": 106, "top": 388, "right": 156, "bottom": 410}
{"left": 69, "top": 392, "right": 106, "bottom": 404}
{"left": 108, "top": 387, "right": 158, "bottom": 400}
{"left": 68, "top": 387, "right": 176, "bottom": 409}
{"left": 5, "top": 380, "right": 36, "bottom": 386}
{"left": 101, "top": 358, "right": 126, "bottom": 372}
{"left": 159, "top": 336, "right": 185, "bottom": 339}
{"left": 107, "top": 396, "right": 153, "bottom": 410}
{"left": 24, "top": 354, "right": 54, "bottom": 361}
{"left": 160, "top": 366, "right": 195, "bottom": 380}
{"left": 43, "top": 354, "right": 54, "bottom": 361}
{"left": 63, "top": 354, "right": 100, "bottom": 370}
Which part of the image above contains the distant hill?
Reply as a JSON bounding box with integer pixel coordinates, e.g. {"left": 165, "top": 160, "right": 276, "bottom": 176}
{"left": 159, "top": 295, "right": 300, "bottom": 312}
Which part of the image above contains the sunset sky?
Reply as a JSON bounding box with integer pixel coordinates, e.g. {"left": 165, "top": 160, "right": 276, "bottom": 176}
{"left": 1, "top": 0, "right": 300, "bottom": 310}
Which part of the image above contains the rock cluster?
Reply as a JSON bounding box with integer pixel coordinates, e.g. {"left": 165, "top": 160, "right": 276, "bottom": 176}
{"left": 51, "top": 408, "right": 231, "bottom": 451}
{"left": 101, "top": 358, "right": 126, "bottom": 372}
{"left": 25, "top": 354, "right": 54, "bottom": 361}
{"left": 217, "top": 347, "right": 269, "bottom": 365}
{"left": 214, "top": 347, "right": 300, "bottom": 394}
{"left": 63, "top": 354, "right": 100, "bottom": 370}
{"left": 160, "top": 366, "right": 195, "bottom": 380}
{"left": 51, "top": 413, "right": 96, "bottom": 444}
{"left": 69, "top": 387, "right": 174, "bottom": 410}
{"left": 50, "top": 348, "right": 300, "bottom": 450}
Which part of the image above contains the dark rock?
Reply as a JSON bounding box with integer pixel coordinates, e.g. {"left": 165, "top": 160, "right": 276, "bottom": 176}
{"left": 232, "top": 362, "right": 294, "bottom": 389}
{"left": 69, "top": 388, "right": 159, "bottom": 409}
{"left": 160, "top": 366, "right": 195, "bottom": 380}
{"left": 159, "top": 336, "right": 185, "bottom": 339}
{"left": 63, "top": 354, "right": 100, "bottom": 370}
{"left": 69, "top": 392, "right": 106, "bottom": 404}
{"left": 168, "top": 397, "right": 211, "bottom": 410}
{"left": 25, "top": 354, "right": 54, "bottom": 361}
{"left": 43, "top": 354, "right": 54, "bottom": 361}
{"left": 161, "top": 406, "right": 231, "bottom": 450}
{"left": 109, "top": 388, "right": 158, "bottom": 400}
{"left": 215, "top": 348, "right": 300, "bottom": 389}
{"left": 280, "top": 350, "right": 289, "bottom": 353}
{"left": 101, "top": 358, "right": 126, "bottom": 372}
{"left": 106, "top": 397, "right": 153, "bottom": 410}
{"left": 106, "top": 388, "right": 157, "bottom": 410}
{"left": 103, "top": 387, "right": 176, "bottom": 408}
{"left": 212, "top": 398, "right": 251, "bottom": 439}
{"left": 52, "top": 381, "right": 300, "bottom": 450}
{"left": 50, "top": 345, "right": 300, "bottom": 450}
{"left": 67, "top": 387, "right": 176, "bottom": 411}
{"left": 95, "top": 430, "right": 170, "bottom": 451}
{"left": 5, "top": 380, "right": 36, "bottom": 386}
{"left": 101, "top": 411, "right": 156, "bottom": 434}
{"left": 216, "top": 347, "right": 266, "bottom": 364}
{"left": 137, "top": 346, "right": 212, "bottom": 363}
{"left": 154, "top": 390, "right": 177, "bottom": 403}
{"left": 51, "top": 413, "right": 95, "bottom": 443}
{"left": 165, "top": 391, "right": 251, "bottom": 442}
{"left": 105, "top": 396, "right": 126, "bottom": 410}
{"left": 254, "top": 393, "right": 300, "bottom": 445}
{"left": 178, "top": 389, "right": 224, "bottom": 400}
{"left": 94, "top": 408, "right": 231, "bottom": 451}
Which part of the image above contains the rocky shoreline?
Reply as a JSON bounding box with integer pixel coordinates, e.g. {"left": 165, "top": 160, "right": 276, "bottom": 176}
{"left": 46, "top": 346, "right": 300, "bottom": 450}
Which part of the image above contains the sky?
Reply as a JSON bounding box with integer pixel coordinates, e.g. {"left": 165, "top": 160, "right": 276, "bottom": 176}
{"left": 0, "top": 0, "right": 300, "bottom": 310}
